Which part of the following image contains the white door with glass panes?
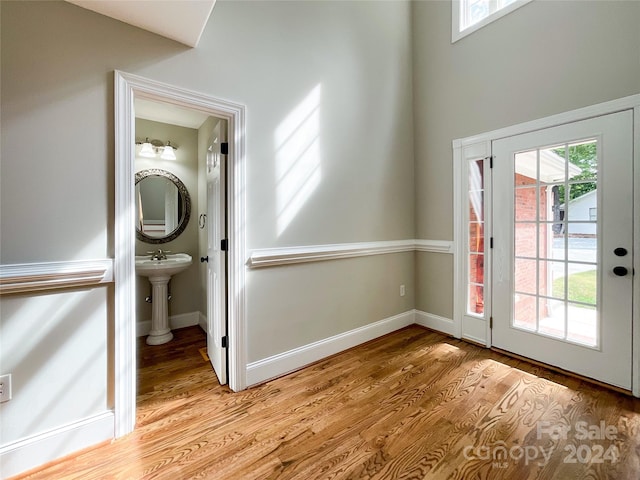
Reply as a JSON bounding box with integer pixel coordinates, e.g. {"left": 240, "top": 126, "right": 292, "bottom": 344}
{"left": 492, "top": 111, "right": 633, "bottom": 389}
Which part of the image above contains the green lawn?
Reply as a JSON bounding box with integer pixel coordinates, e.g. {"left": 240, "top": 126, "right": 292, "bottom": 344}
{"left": 552, "top": 269, "right": 597, "bottom": 305}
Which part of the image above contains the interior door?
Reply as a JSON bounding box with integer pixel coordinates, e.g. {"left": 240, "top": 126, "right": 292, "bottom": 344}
{"left": 492, "top": 111, "right": 633, "bottom": 389}
{"left": 206, "top": 121, "right": 227, "bottom": 385}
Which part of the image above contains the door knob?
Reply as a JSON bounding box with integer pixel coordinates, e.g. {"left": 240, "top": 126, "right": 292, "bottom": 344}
{"left": 614, "top": 247, "right": 628, "bottom": 257}
{"left": 613, "top": 266, "right": 628, "bottom": 276}
{"left": 200, "top": 256, "right": 209, "bottom": 263}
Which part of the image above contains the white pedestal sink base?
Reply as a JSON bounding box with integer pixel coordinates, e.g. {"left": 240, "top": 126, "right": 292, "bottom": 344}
{"left": 146, "top": 274, "right": 174, "bottom": 346}
{"left": 147, "top": 330, "right": 173, "bottom": 345}
{"left": 135, "top": 253, "right": 192, "bottom": 347}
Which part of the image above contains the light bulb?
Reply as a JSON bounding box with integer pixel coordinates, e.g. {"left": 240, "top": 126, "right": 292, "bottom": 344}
{"left": 161, "top": 142, "right": 176, "bottom": 160}
{"left": 139, "top": 139, "right": 155, "bottom": 158}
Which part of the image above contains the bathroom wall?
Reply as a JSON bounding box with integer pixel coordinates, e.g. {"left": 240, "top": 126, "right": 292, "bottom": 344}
{"left": 412, "top": 0, "right": 640, "bottom": 318}
{"left": 135, "top": 119, "right": 201, "bottom": 331}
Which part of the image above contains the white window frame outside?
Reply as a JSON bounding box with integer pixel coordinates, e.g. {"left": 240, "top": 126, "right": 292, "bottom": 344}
{"left": 452, "top": 0, "right": 533, "bottom": 43}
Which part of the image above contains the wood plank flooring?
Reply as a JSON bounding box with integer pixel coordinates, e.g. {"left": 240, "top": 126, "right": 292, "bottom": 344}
{"left": 12, "top": 326, "right": 640, "bottom": 479}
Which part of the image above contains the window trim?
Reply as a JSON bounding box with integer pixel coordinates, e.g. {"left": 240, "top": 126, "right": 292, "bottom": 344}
{"left": 452, "top": 0, "right": 533, "bottom": 43}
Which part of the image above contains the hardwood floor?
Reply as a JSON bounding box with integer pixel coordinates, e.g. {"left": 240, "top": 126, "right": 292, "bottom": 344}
{"left": 12, "top": 326, "right": 640, "bottom": 479}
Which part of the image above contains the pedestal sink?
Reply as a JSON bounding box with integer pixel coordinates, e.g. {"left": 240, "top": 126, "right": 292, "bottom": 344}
{"left": 135, "top": 253, "right": 192, "bottom": 345}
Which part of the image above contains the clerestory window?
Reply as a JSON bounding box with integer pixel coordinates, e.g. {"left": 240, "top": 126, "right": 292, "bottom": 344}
{"left": 452, "top": 0, "right": 533, "bottom": 43}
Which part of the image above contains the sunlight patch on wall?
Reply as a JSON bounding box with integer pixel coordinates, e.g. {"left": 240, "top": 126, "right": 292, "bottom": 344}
{"left": 275, "top": 85, "right": 322, "bottom": 237}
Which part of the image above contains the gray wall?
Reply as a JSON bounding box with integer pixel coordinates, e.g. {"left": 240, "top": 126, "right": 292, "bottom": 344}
{"left": 135, "top": 119, "right": 201, "bottom": 325}
{"left": 5, "top": 0, "right": 637, "bottom": 470}
{"left": 412, "top": 0, "right": 640, "bottom": 315}
{"left": 0, "top": 0, "right": 414, "bottom": 460}
{"left": 0, "top": 288, "right": 108, "bottom": 446}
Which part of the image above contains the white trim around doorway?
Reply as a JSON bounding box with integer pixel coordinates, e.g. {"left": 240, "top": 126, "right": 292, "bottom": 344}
{"left": 114, "top": 71, "right": 247, "bottom": 438}
{"left": 452, "top": 93, "right": 640, "bottom": 397}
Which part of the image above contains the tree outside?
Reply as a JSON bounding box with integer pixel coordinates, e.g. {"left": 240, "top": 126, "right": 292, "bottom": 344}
{"left": 552, "top": 142, "right": 597, "bottom": 203}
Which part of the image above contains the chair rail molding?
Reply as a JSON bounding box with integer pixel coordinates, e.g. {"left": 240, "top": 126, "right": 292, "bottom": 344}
{"left": 414, "top": 239, "right": 454, "bottom": 254}
{"left": 0, "top": 259, "right": 113, "bottom": 295}
{"left": 248, "top": 240, "right": 417, "bottom": 268}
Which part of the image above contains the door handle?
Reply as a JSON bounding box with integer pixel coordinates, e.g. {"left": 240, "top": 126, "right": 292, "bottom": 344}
{"left": 613, "top": 266, "right": 628, "bottom": 276}
{"left": 200, "top": 256, "right": 209, "bottom": 263}
{"left": 614, "top": 247, "right": 628, "bottom": 257}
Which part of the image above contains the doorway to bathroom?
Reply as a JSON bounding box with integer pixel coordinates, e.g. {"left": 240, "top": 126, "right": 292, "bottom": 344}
{"left": 114, "top": 71, "right": 247, "bottom": 438}
{"left": 133, "top": 99, "right": 228, "bottom": 386}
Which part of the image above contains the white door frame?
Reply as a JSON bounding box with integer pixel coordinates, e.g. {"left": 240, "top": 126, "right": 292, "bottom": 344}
{"left": 453, "top": 93, "right": 640, "bottom": 396}
{"left": 114, "top": 71, "right": 247, "bottom": 437}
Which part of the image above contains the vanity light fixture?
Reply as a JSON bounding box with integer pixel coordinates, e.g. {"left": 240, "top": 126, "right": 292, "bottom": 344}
{"left": 136, "top": 138, "right": 179, "bottom": 160}
{"left": 161, "top": 141, "right": 177, "bottom": 160}
{"left": 139, "top": 138, "right": 155, "bottom": 158}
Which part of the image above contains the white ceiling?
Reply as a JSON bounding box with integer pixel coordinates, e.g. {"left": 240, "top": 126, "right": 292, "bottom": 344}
{"left": 135, "top": 98, "right": 211, "bottom": 129}
{"left": 65, "top": 0, "right": 216, "bottom": 47}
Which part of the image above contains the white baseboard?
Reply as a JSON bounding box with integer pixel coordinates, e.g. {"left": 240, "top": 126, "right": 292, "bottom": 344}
{"left": 414, "top": 310, "right": 455, "bottom": 336}
{"left": 136, "top": 311, "right": 201, "bottom": 337}
{"left": 199, "top": 312, "right": 207, "bottom": 332}
{"left": 0, "top": 412, "right": 114, "bottom": 480}
{"left": 246, "top": 310, "right": 415, "bottom": 386}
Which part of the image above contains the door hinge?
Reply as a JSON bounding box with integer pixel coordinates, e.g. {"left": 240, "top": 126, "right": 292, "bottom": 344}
{"left": 221, "top": 336, "right": 228, "bottom": 348}
{"left": 221, "top": 239, "right": 228, "bottom": 251}
{"left": 490, "top": 237, "right": 494, "bottom": 249}
{"left": 489, "top": 316, "right": 493, "bottom": 329}
{"left": 488, "top": 156, "right": 493, "bottom": 168}
{"left": 221, "top": 142, "right": 229, "bottom": 155}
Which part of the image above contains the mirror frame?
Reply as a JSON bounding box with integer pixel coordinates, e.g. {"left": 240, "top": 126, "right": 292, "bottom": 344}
{"left": 135, "top": 168, "right": 191, "bottom": 244}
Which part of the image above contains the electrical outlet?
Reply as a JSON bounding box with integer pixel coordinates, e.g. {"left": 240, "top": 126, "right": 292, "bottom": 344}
{"left": 0, "top": 374, "right": 12, "bottom": 403}
{"left": 400, "top": 284, "right": 406, "bottom": 297}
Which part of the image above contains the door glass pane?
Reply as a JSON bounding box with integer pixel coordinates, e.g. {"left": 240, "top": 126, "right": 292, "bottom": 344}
{"left": 468, "top": 285, "right": 484, "bottom": 315}
{"left": 511, "top": 141, "right": 599, "bottom": 348}
{"left": 515, "top": 151, "right": 537, "bottom": 185}
{"left": 550, "top": 229, "right": 566, "bottom": 261}
{"left": 514, "top": 293, "right": 537, "bottom": 331}
{"left": 544, "top": 260, "right": 565, "bottom": 300}
{"left": 514, "top": 258, "right": 536, "bottom": 294}
{"left": 538, "top": 186, "right": 551, "bottom": 221}
{"left": 567, "top": 303, "right": 598, "bottom": 347}
{"left": 566, "top": 266, "right": 597, "bottom": 306}
{"left": 515, "top": 222, "right": 536, "bottom": 258}
{"left": 538, "top": 298, "right": 565, "bottom": 339}
{"left": 541, "top": 184, "right": 563, "bottom": 221}
{"left": 539, "top": 145, "right": 569, "bottom": 184}
{"left": 567, "top": 237, "right": 597, "bottom": 263}
{"left": 469, "top": 254, "right": 484, "bottom": 284}
{"left": 469, "top": 223, "right": 484, "bottom": 252}
{"left": 551, "top": 140, "right": 598, "bottom": 182}
{"left": 467, "top": 158, "right": 485, "bottom": 316}
{"left": 515, "top": 187, "right": 537, "bottom": 221}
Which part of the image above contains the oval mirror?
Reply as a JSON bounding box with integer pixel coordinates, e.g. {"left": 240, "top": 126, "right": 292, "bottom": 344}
{"left": 135, "top": 169, "right": 191, "bottom": 244}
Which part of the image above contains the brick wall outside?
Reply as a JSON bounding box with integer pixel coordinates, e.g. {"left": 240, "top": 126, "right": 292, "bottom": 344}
{"left": 514, "top": 173, "right": 549, "bottom": 326}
